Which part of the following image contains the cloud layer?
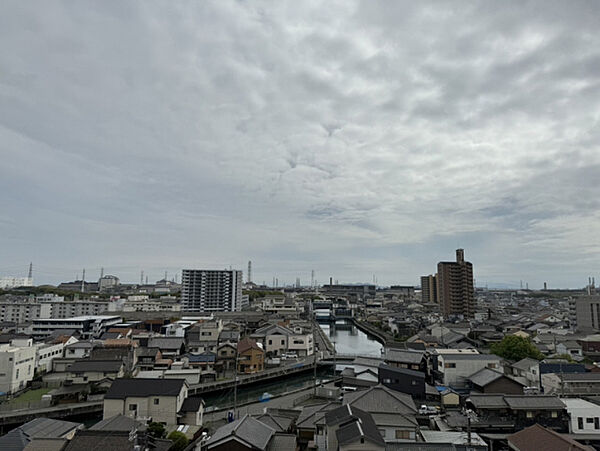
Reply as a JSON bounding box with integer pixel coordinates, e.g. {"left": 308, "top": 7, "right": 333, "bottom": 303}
{"left": 1, "top": 1, "right": 599, "bottom": 288}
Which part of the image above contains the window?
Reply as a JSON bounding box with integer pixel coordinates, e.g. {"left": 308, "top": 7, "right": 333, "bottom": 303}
{"left": 551, "top": 411, "right": 558, "bottom": 418}
{"left": 280, "top": 340, "right": 284, "bottom": 345}
{"left": 595, "top": 418, "right": 600, "bottom": 429}
{"left": 411, "top": 380, "right": 418, "bottom": 385}
{"left": 268, "top": 340, "right": 272, "bottom": 345}
{"left": 587, "top": 418, "right": 594, "bottom": 424}
{"left": 526, "top": 411, "right": 533, "bottom": 418}
{"left": 129, "top": 404, "right": 137, "bottom": 411}
{"left": 444, "top": 362, "right": 456, "bottom": 369}
{"left": 487, "top": 363, "right": 497, "bottom": 369}
{"left": 154, "top": 398, "right": 160, "bottom": 405}
{"left": 395, "top": 430, "right": 410, "bottom": 439}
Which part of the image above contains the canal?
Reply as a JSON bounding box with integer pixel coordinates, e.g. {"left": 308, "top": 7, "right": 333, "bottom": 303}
{"left": 318, "top": 319, "right": 384, "bottom": 356}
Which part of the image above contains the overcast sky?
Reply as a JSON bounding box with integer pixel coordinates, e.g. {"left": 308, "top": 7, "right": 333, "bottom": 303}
{"left": 1, "top": 1, "right": 599, "bottom": 288}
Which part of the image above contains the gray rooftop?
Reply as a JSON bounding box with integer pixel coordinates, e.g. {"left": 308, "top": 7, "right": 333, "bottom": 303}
{"left": 206, "top": 415, "right": 274, "bottom": 450}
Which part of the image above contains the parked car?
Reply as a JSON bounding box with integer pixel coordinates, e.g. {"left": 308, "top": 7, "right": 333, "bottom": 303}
{"left": 418, "top": 405, "right": 439, "bottom": 415}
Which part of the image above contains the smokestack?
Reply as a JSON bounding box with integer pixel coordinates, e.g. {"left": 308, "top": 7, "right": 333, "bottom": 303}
{"left": 330, "top": 277, "right": 333, "bottom": 286}
{"left": 544, "top": 282, "right": 547, "bottom": 291}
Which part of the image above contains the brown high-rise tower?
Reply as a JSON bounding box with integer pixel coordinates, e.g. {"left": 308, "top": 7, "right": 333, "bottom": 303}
{"left": 437, "top": 249, "right": 475, "bottom": 318}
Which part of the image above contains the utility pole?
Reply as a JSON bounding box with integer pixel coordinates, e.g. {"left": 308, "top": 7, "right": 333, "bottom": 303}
{"left": 332, "top": 340, "right": 336, "bottom": 379}
{"left": 233, "top": 342, "right": 239, "bottom": 420}
{"left": 311, "top": 300, "right": 317, "bottom": 396}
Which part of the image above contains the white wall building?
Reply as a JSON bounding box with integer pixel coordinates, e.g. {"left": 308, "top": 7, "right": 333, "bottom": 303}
{"left": 0, "top": 277, "right": 33, "bottom": 289}
{"left": 563, "top": 398, "right": 600, "bottom": 434}
{"left": 0, "top": 340, "right": 36, "bottom": 394}
{"left": 35, "top": 341, "right": 67, "bottom": 373}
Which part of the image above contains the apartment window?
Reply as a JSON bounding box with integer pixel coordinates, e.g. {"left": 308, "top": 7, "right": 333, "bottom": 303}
{"left": 154, "top": 398, "right": 160, "bottom": 405}
{"left": 129, "top": 404, "right": 137, "bottom": 411}
{"left": 16, "top": 369, "right": 19, "bottom": 378}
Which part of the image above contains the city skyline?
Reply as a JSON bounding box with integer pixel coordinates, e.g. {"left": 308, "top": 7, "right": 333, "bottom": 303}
{"left": 2, "top": 2, "right": 600, "bottom": 288}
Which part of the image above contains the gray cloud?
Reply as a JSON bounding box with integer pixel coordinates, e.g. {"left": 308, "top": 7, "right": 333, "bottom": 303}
{"left": 1, "top": 0, "right": 599, "bottom": 288}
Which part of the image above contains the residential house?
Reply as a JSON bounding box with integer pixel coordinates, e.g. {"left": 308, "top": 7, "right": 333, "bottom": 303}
{"left": 378, "top": 363, "right": 426, "bottom": 398}
{"left": 251, "top": 323, "right": 313, "bottom": 357}
{"left": 296, "top": 402, "right": 341, "bottom": 446}
{"left": 205, "top": 414, "right": 296, "bottom": 451}
{"left": 146, "top": 337, "right": 185, "bottom": 358}
{"left": 383, "top": 348, "right": 425, "bottom": 372}
{"left": 216, "top": 342, "right": 236, "bottom": 373}
{"left": 562, "top": 398, "right": 600, "bottom": 435}
{"left": 64, "top": 341, "right": 97, "bottom": 359}
{"left": 237, "top": 337, "right": 264, "bottom": 374}
{"left": 343, "top": 385, "right": 418, "bottom": 441}
{"left": 433, "top": 350, "right": 502, "bottom": 388}
{"left": 0, "top": 418, "right": 82, "bottom": 451}
{"left": 507, "top": 424, "right": 592, "bottom": 451}
{"left": 137, "top": 347, "right": 162, "bottom": 371}
{"left": 556, "top": 341, "right": 583, "bottom": 359}
{"left": 321, "top": 404, "right": 384, "bottom": 451}
{"left": 508, "top": 358, "right": 540, "bottom": 388}
{"left": 341, "top": 367, "right": 379, "bottom": 389}
{"left": 66, "top": 360, "right": 124, "bottom": 385}
{"left": 467, "top": 394, "right": 567, "bottom": 431}
{"left": 542, "top": 372, "right": 600, "bottom": 396}
{"left": 187, "top": 320, "right": 223, "bottom": 353}
{"left": 468, "top": 368, "right": 525, "bottom": 394}
{"left": 103, "top": 378, "right": 189, "bottom": 425}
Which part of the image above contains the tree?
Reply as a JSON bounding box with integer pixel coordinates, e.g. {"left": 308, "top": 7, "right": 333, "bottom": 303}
{"left": 167, "top": 431, "right": 189, "bottom": 451}
{"left": 490, "top": 335, "right": 544, "bottom": 361}
{"left": 147, "top": 422, "right": 166, "bottom": 439}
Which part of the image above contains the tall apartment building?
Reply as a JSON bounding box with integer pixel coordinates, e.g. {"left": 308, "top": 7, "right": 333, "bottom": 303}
{"left": 569, "top": 296, "right": 600, "bottom": 332}
{"left": 421, "top": 274, "right": 438, "bottom": 304}
{"left": 437, "top": 249, "right": 475, "bottom": 318}
{"left": 181, "top": 269, "right": 242, "bottom": 312}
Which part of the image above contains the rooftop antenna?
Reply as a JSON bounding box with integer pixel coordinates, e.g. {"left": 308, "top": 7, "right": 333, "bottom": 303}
{"left": 100, "top": 267, "right": 104, "bottom": 278}
{"left": 248, "top": 261, "right": 252, "bottom": 283}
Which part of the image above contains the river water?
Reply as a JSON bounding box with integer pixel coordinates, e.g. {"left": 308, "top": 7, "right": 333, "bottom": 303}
{"left": 318, "top": 319, "right": 384, "bottom": 357}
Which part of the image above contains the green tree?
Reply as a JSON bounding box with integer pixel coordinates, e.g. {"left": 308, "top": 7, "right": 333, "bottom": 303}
{"left": 167, "top": 431, "right": 189, "bottom": 451}
{"left": 490, "top": 335, "right": 544, "bottom": 361}
{"left": 147, "top": 422, "right": 166, "bottom": 439}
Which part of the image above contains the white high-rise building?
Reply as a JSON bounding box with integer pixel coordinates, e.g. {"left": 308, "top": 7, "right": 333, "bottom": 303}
{"left": 0, "top": 277, "right": 33, "bottom": 289}
{"left": 181, "top": 269, "right": 242, "bottom": 312}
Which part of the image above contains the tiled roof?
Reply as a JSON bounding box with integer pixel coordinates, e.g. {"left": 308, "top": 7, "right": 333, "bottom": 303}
{"left": 68, "top": 360, "right": 123, "bottom": 373}
{"left": 206, "top": 415, "right": 274, "bottom": 450}
{"left": 508, "top": 424, "right": 593, "bottom": 451}
{"left": 105, "top": 378, "right": 186, "bottom": 399}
